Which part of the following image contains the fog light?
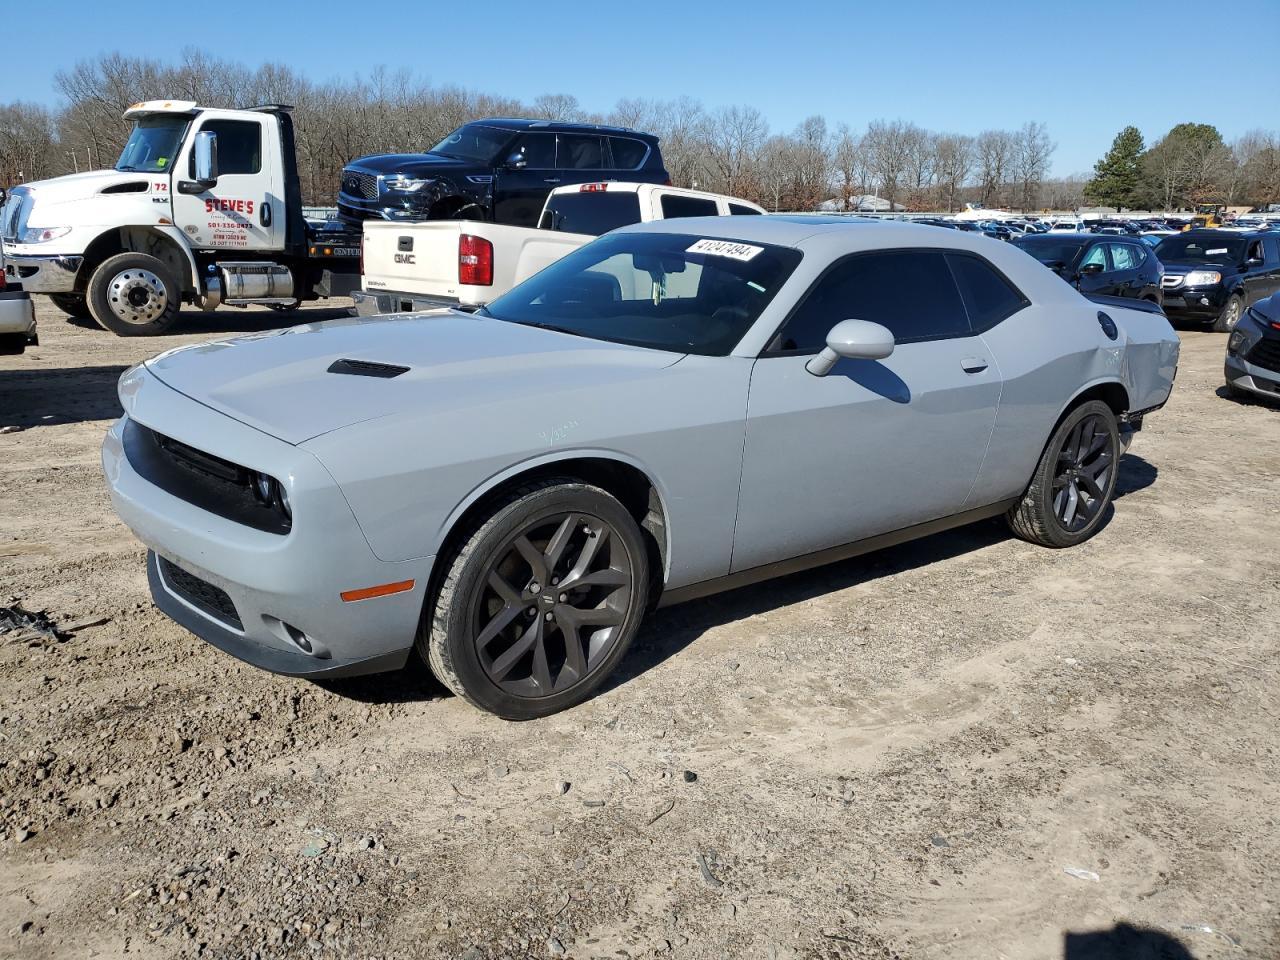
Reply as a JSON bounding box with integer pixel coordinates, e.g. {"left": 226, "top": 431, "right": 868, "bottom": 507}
{"left": 281, "top": 621, "right": 312, "bottom": 653}
{"left": 1228, "top": 330, "right": 1248, "bottom": 355}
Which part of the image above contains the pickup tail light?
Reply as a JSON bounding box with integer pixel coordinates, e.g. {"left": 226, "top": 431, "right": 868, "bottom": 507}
{"left": 458, "top": 234, "right": 493, "bottom": 287}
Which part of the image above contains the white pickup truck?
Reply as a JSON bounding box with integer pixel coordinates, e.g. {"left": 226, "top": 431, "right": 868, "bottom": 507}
{"left": 352, "top": 182, "right": 765, "bottom": 315}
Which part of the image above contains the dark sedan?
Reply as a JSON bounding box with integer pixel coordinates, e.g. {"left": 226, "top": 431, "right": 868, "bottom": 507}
{"left": 1012, "top": 233, "right": 1163, "bottom": 305}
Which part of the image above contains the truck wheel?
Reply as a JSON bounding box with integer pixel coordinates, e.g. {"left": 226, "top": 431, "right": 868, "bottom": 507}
{"left": 87, "top": 253, "right": 181, "bottom": 336}
{"left": 48, "top": 293, "right": 88, "bottom": 317}
{"left": 1212, "top": 294, "right": 1243, "bottom": 333}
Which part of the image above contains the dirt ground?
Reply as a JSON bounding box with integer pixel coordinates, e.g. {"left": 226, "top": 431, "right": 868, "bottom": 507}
{"left": 0, "top": 298, "right": 1277, "bottom": 960}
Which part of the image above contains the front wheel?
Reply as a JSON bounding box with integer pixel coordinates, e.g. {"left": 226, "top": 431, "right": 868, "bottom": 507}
{"left": 48, "top": 293, "right": 87, "bottom": 317}
{"left": 86, "top": 252, "right": 181, "bottom": 336}
{"left": 1007, "top": 400, "right": 1120, "bottom": 548}
{"left": 1212, "top": 294, "right": 1243, "bottom": 333}
{"left": 420, "top": 479, "right": 649, "bottom": 719}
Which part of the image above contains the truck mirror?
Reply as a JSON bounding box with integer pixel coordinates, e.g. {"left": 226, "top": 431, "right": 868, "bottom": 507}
{"left": 194, "top": 130, "right": 220, "bottom": 184}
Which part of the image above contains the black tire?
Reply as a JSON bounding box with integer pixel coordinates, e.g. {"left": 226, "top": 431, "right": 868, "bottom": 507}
{"left": 1007, "top": 400, "right": 1120, "bottom": 548}
{"left": 419, "top": 479, "right": 649, "bottom": 719}
{"left": 1212, "top": 294, "right": 1243, "bottom": 333}
{"left": 86, "top": 252, "right": 180, "bottom": 336}
{"left": 0, "top": 333, "right": 27, "bottom": 356}
{"left": 48, "top": 293, "right": 87, "bottom": 317}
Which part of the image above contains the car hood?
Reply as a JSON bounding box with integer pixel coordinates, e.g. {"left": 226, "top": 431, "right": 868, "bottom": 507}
{"left": 1157, "top": 259, "right": 1237, "bottom": 275}
{"left": 13, "top": 169, "right": 158, "bottom": 209}
{"left": 143, "top": 312, "right": 682, "bottom": 445}
{"left": 345, "top": 153, "right": 477, "bottom": 177}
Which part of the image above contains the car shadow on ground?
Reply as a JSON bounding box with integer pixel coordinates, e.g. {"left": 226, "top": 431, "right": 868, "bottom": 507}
{"left": 1064, "top": 923, "right": 1199, "bottom": 959}
{"left": 1215, "top": 384, "right": 1278, "bottom": 408}
{"left": 62, "top": 305, "right": 353, "bottom": 337}
{"left": 0, "top": 364, "right": 130, "bottom": 428}
{"left": 323, "top": 453, "right": 1160, "bottom": 708}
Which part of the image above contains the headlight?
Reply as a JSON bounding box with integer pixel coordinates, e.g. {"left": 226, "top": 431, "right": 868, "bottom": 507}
{"left": 18, "top": 225, "right": 70, "bottom": 244}
{"left": 383, "top": 175, "right": 430, "bottom": 193}
{"left": 1183, "top": 270, "right": 1221, "bottom": 286}
{"left": 250, "top": 471, "right": 291, "bottom": 520}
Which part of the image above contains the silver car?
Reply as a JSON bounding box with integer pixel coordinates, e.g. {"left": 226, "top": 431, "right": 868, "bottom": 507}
{"left": 103, "top": 218, "right": 1180, "bottom": 718}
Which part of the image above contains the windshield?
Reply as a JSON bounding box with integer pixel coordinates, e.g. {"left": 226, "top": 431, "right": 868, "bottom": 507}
{"left": 117, "top": 115, "right": 190, "bottom": 172}
{"left": 1013, "top": 236, "right": 1087, "bottom": 267}
{"left": 539, "top": 192, "right": 643, "bottom": 236}
{"left": 1155, "top": 235, "right": 1247, "bottom": 264}
{"left": 429, "top": 124, "right": 512, "bottom": 163}
{"left": 483, "top": 232, "right": 803, "bottom": 356}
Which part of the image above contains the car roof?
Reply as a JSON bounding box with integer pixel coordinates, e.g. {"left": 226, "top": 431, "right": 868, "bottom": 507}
{"left": 1179, "top": 228, "right": 1268, "bottom": 239}
{"left": 469, "top": 117, "right": 655, "bottom": 139}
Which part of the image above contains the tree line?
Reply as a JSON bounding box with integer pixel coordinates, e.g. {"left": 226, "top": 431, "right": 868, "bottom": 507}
{"left": 1085, "top": 123, "right": 1280, "bottom": 212}
{"left": 15, "top": 50, "right": 1272, "bottom": 215}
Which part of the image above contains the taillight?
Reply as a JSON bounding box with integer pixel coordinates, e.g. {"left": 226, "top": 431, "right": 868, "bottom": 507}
{"left": 458, "top": 234, "right": 492, "bottom": 286}
{"left": 0, "top": 270, "right": 6, "bottom": 291}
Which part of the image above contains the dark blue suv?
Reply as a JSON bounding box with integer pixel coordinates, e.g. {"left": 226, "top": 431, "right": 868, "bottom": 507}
{"left": 338, "top": 119, "right": 669, "bottom": 226}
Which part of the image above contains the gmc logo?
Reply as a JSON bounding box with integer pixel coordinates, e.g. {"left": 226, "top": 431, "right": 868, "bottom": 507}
{"left": 394, "top": 253, "right": 415, "bottom": 264}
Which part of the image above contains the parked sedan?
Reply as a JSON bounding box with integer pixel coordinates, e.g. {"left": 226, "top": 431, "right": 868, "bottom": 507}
{"left": 103, "top": 218, "right": 1179, "bottom": 718}
{"left": 1012, "top": 233, "right": 1163, "bottom": 305}
{"left": 1224, "top": 293, "right": 1280, "bottom": 404}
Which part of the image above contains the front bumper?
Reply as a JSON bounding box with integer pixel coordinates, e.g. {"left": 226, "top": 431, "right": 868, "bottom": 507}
{"left": 351, "top": 288, "right": 460, "bottom": 317}
{"left": 1160, "top": 285, "right": 1228, "bottom": 321}
{"left": 0, "top": 289, "right": 37, "bottom": 340}
{"left": 2, "top": 252, "right": 83, "bottom": 293}
{"left": 1225, "top": 353, "right": 1280, "bottom": 403}
{"left": 102, "top": 370, "right": 433, "bottom": 678}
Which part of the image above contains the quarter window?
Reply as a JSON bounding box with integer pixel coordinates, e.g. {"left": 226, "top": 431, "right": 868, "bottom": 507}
{"left": 191, "top": 120, "right": 261, "bottom": 176}
{"left": 775, "top": 249, "right": 971, "bottom": 353}
{"left": 729, "top": 203, "right": 762, "bottom": 216}
{"left": 945, "top": 253, "right": 1028, "bottom": 331}
{"left": 659, "top": 195, "right": 719, "bottom": 218}
{"left": 607, "top": 137, "right": 649, "bottom": 170}
{"left": 557, "top": 134, "right": 605, "bottom": 170}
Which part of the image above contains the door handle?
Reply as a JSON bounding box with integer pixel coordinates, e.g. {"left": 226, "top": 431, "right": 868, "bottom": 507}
{"left": 260, "top": 201, "right": 272, "bottom": 227}
{"left": 961, "top": 357, "right": 988, "bottom": 373}
{"left": 543, "top": 178, "right": 561, "bottom": 184}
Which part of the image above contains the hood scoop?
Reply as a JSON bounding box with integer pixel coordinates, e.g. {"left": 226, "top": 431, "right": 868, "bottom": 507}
{"left": 327, "top": 358, "right": 410, "bottom": 379}
{"left": 100, "top": 181, "right": 150, "bottom": 194}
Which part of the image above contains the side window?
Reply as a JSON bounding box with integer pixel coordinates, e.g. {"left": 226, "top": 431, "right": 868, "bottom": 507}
{"left": 556, "top": 134, "right": 605, "bottom": 170}
{"left": 659, "top": 194, "right": 719, "bottom": 218}
{"left": 508, "top": 132, "right": 556, "bottom": 168}
{"left": 607, "top": 137, "right": 649, "bottom": 170}
{"left": 191, "top": 119, "right": 261, "bottom": 176}
{"left": 729, "top": 203, "right": 762, "bottom": 216}
{"left": 946, "top": 254, "right": 1028, "bottom": 331}
{"left": 1081, "top": 243, "right": 1108, "bottom": 269}
{"left": 1247, "top": 239, "right": 1265, "bottom": 263}
{"left": 775, "top": 250, "right": 970, "bottom": 353}
{"left": 1108, "top": 243, "right": 1141, "bottom": 271}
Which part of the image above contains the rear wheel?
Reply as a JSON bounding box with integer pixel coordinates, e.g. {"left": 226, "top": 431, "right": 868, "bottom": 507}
{"left": 420, "top": 479, "right": 649, "bottom": 719}
{"left": 1212, "top": 294, "right": 1243, "bottom": 333}
{"left": 1007, "top": 400, "right": 1120, "bottom": 548}
{"left": 48, "top": 293, "right": 87, "bottom": 317}
{"left": 86, "top": 252, "right": 180, "bottom": 336}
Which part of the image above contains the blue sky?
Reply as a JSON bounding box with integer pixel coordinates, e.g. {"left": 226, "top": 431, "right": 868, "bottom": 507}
{"left": 6, "top": 0, "right": 1275, "bottom": 176}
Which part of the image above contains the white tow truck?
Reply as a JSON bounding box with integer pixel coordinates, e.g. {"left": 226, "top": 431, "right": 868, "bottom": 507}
{"left": 352, "top": 181, "right": 765, "bottom": 315}
{"left": 1, "top": 101, "right": 361, "bottom": 336}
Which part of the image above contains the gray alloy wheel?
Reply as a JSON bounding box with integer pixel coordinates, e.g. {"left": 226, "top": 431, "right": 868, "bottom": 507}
{"left": 421, "top": 479, "right": 649, "bottom": 719}
{"left": 1213, "top": 295, "right": 1243, "bottom": 333}
{"left": 1007, "top": 400, "right": 1120, "bottom": 548}
{"left": 87, "top": 252, "right": 181, "bottom": 336}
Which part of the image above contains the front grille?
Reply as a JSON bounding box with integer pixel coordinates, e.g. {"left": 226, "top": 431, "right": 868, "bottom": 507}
{"left": 1162, "top": 275, "right": 1184, "bottom": 289}
{"left": 1246, "top": 336, "right": 1280, "bottom": 374}
{"left": 342, "top": 170, "right": 379, "bottom": 200}
{"left": 159, "top": 557, "right": 242, "bottom": 630}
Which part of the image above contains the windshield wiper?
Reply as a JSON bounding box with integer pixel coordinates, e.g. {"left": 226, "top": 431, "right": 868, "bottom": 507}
{"left": 116, "top": 165, "right": 138, "bottom": 171}
{"left": 511, "top": 320, "right": 590, "bottom": 340}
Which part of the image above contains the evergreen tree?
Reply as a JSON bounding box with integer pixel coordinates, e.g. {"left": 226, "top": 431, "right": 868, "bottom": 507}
{"left": 1084, "top": 126, "right": 1145, "bottom": 209}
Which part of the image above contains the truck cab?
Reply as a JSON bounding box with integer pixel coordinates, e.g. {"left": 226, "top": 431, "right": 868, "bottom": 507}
{"left": 1, "top": 101, "right": 359, "bottom": 335}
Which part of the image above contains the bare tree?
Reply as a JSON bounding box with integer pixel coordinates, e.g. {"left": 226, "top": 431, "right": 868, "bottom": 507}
{"left": 864, "top": 119, "right": 915, "bottom": 210}
{"left": 975, "top": 129, "right": 1017, "bottom": 207}
{"left": 933, "top": 133, "right": 973, "bottom": 212}
{"left": 1012, "top": 121, "right": 1055, "bottom": 211}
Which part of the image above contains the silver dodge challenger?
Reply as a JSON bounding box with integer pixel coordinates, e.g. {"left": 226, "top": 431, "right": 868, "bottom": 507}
{"left": 103, "top": 217, "right": 1180, "bottom": 719}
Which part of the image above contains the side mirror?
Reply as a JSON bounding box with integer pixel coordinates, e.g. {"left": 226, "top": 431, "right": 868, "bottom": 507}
{"left": 805, "top": 319, "right": 895, "bottom": 377}
{"left": 506, "top": 151, "right": 527, "bottom": 170}
{"left": 193, "top": 130, "right": 219, "bottom": 184}
{"left": 1079, "top": 262, "right": 1105, "bottom": 276}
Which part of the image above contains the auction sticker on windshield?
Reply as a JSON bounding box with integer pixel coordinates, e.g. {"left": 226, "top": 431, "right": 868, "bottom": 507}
{"left": 687, "top": 239, "right": 763, "bottom": 261}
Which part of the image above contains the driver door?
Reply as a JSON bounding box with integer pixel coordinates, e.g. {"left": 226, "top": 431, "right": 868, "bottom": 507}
{"left": 493, "top": 132, "right": 557, "bottom": 226}
{"left": 732, "top": 249, "right": 1002, "bottom": 572}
